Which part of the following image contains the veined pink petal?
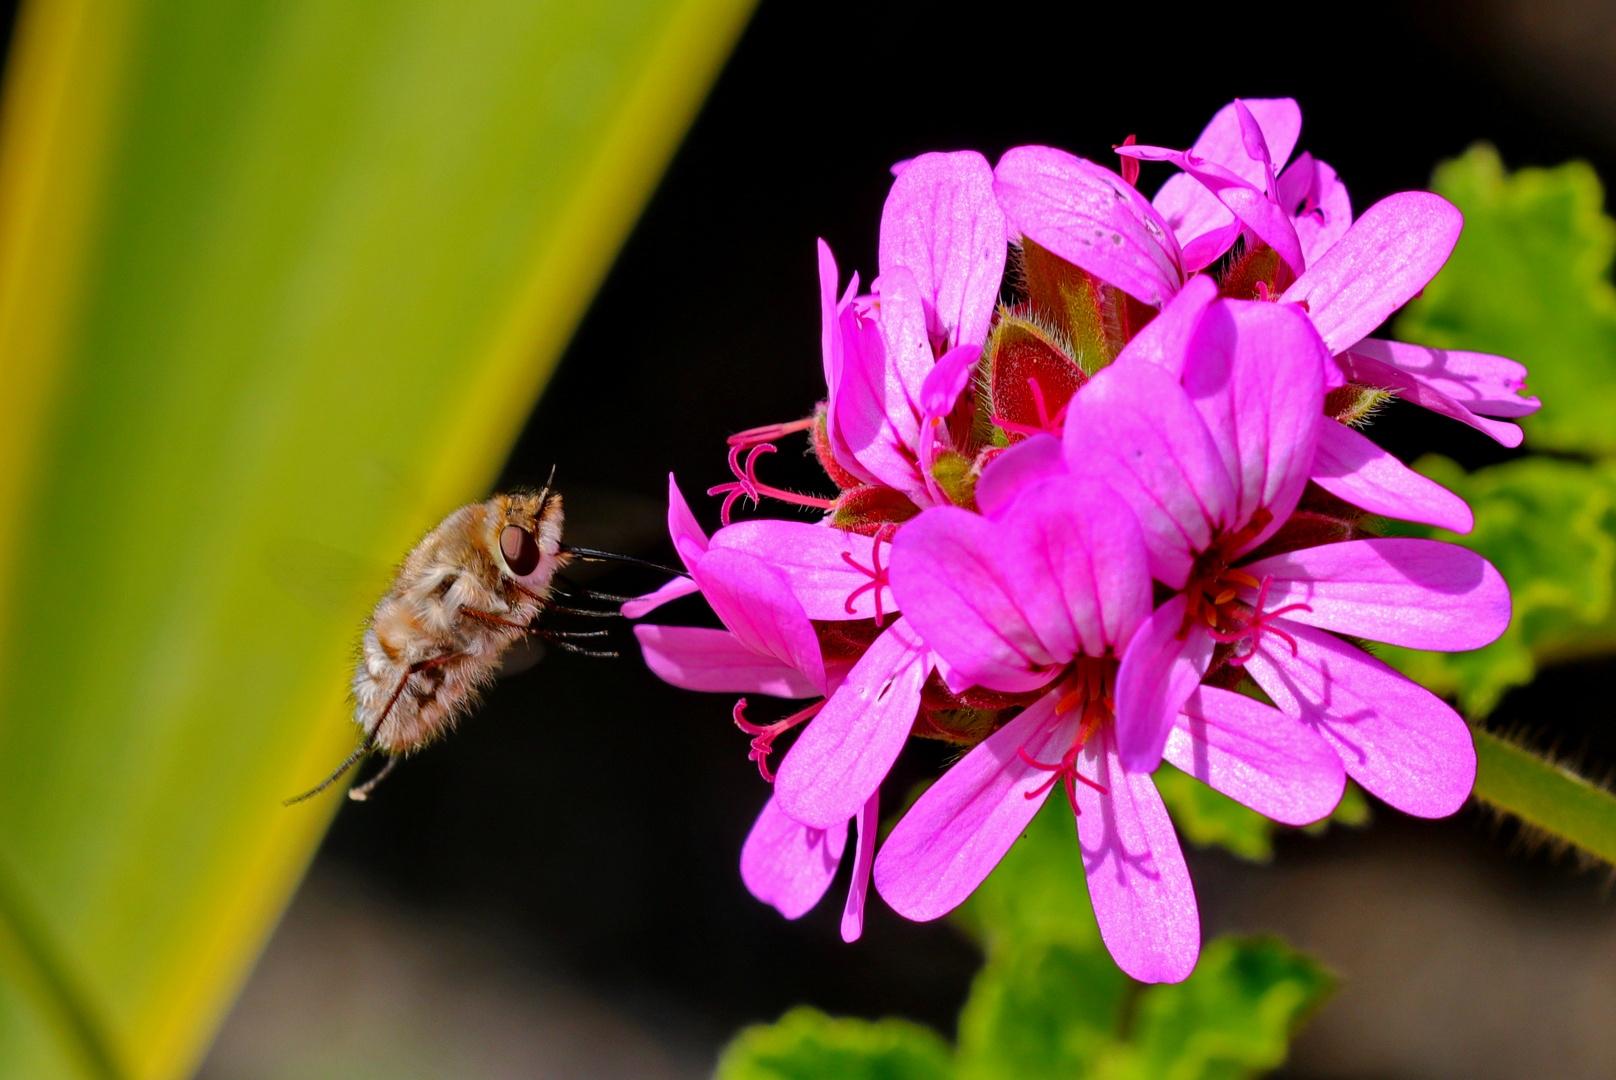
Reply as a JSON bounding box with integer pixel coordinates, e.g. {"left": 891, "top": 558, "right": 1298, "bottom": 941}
{"left": 1192, "top": 98, "right": 1303, "bottom": 189}
{"left": 1311, "top": 420, "right": 1474, "bottom": 533}
{"left": 775, "top": 618, "right": 931, "bottom": 829}
{"left": 1243, "top": 621, "right": 1477, "bottom": 818}
{"left": 1073, "top": 723, "right": 1200, "bottom": 984}
{"left": 1337, "top": 348, "right": 1523, "bottom": 447}
{"left": 819, "top": 241, "right": 877, "bottom": 486}
{"left": 874, "top": 692, "right": 1073, "bottom": 920}
{"left": 1064, "top": 361, "right": 1235, "bottom": 589}
{"left": 1165, "top": 686, "right": 1345, "bottom": 826}
{"left": 1239, "top": 538, "right": 1511, "bottom": 651}
{"left": 693, "top": 548, "right": 828, "bottom": 694}
{"left": 889, "top": 476, "right": 1150, "bottom": 692}
{"left": 1283, "top": 192, "right": 1464, "bottom": 355}
{"left": 1277, "top": 153, "right": 1353, "bottom": 266}
{"left": 975, "top": 433, "right": 1065, "bottom": 518}
{"left": 620, "top": 575, "right": 700, "bottom": 619}
{"left": 879, "top": 151, "right": 1007, "bottom": 350}
{"left": 836, "top": 267, "right": 933, "bottom": 500}
{"left": 1114, "top": 595, "right": 1216, "bottom": 773}
{"left": 1112, "top": 273, "right": 1219, "bottom": 378}
{"left": 740, "top": 796, "right": 847, "bottom": 920}
{"left": 995, "top": 145, "right": 1184, "bottom": 307}
{"left": 1354, "top": 338, "right": 1540, "bottom": 418}
{"left": 921, "top": 342, "right": 980, "bottom": 422}
{"left": 712, "top": 521, "right": 894, "bottom": 622}
{"left": 841, "top": 791, "right": 880, "bottom": 942}
{"left": 634, "top": 625, "right": 822, "bottom": 698}
{"left": 1154, "top": 174, "right": 1242, "bottom": 272}
{"left": 1183, "top": 299, "right": 1326, "bottom": 545}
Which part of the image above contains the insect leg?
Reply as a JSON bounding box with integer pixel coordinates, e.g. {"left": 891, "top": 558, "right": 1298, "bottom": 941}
{"left": 532, "top": 628, "right": 619, "bottom": 659}
{"left": 509, "top": 579, "right": 619, "bottom": 618}
{"left": 283, "top": 733, "right": 374, "bottom": 806}
{"left": 347, "top": 756, "right": 398, "bottom": 802}
{"left": 552, "top": 573, "right": 637, "bottom": 604}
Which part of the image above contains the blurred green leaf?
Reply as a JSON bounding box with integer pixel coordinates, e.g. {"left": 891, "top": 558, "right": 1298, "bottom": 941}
{"left": 0, "top": 0, "right": 753, "bottom": 1076}
{"left": 1113, "top": 937, "right": 1334, "bottom": 1080}
{"left": 715, "top": 1008, "right": 955, "bottom": 1080}
{"left": 1379, "top": 455, "right": 1616, "bottom": 715}
{"left": 1153, "top": 763, "right": 1276, "bottom": 863}
{"left": 1396, "top": 143, "right": 1616, "bottom": 454}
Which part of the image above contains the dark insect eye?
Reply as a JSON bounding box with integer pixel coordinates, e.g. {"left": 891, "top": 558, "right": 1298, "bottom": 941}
{"left": 500, "top": 525, "right": 541, "bottom": 577}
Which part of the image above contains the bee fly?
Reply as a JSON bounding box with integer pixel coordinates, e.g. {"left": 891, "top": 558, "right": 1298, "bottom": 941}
{"left": 287, "top": 474, "right": 677, "bottom": 804}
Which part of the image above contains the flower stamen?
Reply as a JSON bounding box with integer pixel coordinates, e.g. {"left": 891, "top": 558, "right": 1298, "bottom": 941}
{"left": 727, "top": 416, "right": 817, "bottom": 448}
{"left": 1207, "top": 575, "right": 1314, "bottom": 665}
{"left": 732, "top": 697, "right": 827, "bottom": 782}
{"left": 709, "top": 443, "right": 837, "bottom": 525}
{"left": 839, "top": 524, "right": 896, "bottom": 626}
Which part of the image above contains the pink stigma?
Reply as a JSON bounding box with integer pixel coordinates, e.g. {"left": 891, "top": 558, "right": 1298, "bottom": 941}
{"left": 1017, "top": 743, "right": 1107, "bottom": 818}
{"left": 732, "top": 697, "right": 827, "bottom": 782}
{"left": 1209, "top": 575, "right": 1314, "bottom": 665}
{"left": 840, "top": 524, "right": 896, "bottom": 626}
{"left": 727, "top": 416, "right": 816, "bottom": 448}
{"left": 708, "top": 443, "right": 837, "bottom": 526}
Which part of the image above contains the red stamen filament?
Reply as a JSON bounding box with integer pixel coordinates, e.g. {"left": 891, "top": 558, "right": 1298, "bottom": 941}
{"left": 1208, "top": 575, "right": 1314, "bottom": 665}
{"left": 1019, "top": 674, "right": 1112, "bottom": 817}
{"left": 709, "top": 443, "right": 837, "bottom": 525}
{"left": 839, "top": 524, "right": 896, "bottom": 627}
{"left": 992, "top": 376, "right": 1072, "bottom": 439}
{"left": 727, "top": 416, "right": 817, "bottom": 447}
{"left": 732, "top": 697, "right": 827, "bottom": 782}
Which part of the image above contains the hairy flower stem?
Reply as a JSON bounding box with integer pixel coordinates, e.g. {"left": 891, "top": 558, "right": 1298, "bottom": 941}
{"left": 1471, "top": 727, "right": 1616, "bottom": 866}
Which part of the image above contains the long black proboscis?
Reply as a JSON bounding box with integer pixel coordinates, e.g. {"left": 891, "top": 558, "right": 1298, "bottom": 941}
{"left": 560, "top": 545, "right": 688, "bottom": 578}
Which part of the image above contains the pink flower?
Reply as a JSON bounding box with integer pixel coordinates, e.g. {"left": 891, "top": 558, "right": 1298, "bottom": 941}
{"left": 740, "top": 792, "right": 880, "bottom": 943}
{"left": 1058, "top": 300, "right": 1512, "bottom": 817}
{"left": 878, "top": 472, "right": 1341, "bottom": 983}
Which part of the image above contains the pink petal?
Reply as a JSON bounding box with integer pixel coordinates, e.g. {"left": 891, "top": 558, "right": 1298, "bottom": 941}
{"left": 620, "top": 575, "right": 700, "bottom": 619}
{"left": 1074, "top": 723, "right": 1200, "bottom": 984}
{"left": 693, "top": 548, "right": 828, "bottom": 694}
{"left": 1121, "top": 143, "right": 1303, "bottom": 275}
{"left": 1337, "top": 348, "right": 1522, "bottom": 447}
{"left": 878, "top": 150, "right": 1008, "bottom": 349}
{"left": 921, "top": 342, "right": 981, "bottom": 422}
{"left": 836, "top": 267, "right": 931, "bottom": 500}
{"left": 1243, "top": 620, "right": 1478, "bottom": 818}
{"left": 740, "top": 796, "right": 847, "bottom": 920}
{"left": 1112, "top": 273, "right": 1219, "bottom": 378}
{"left": 1154, "top": 173, "right": 1242, "bottom": 272}
{"left": 1113, "top": 595, "right": 1215, "bottom": 773}
{"left": 819, "top": 241, "right": 877, "bottom": 486}
{"left": 1359, "top": 338, "right": 1540, "bottom": 418}
{"left": 1282, "top": 192, "right": 1464, "bottom": 355}
{"left": 711, "top": 520, "right": 894, "bottom": 622}
{"left": 1310, "top": 420, "right": 1474, "bottom": 533}
{"left": 634, "top": 624, "right": 822, "bottom": 698}
{"left": 1182, "top": 299, "right": 1326, "bottom": 546}
{"left": 1165, "top": 686, "right": 1345, "bottom": 826}
{"left": 888, "top": 476, "right": 1150, "bottom": 692}
{"left": 841, "top": 791, "right": 880, "bottom": 942}
{"left": 975, "top": 432, "right": 1065, "bottom": 518}
{"left": 1063, "top": 361, "right": 1234, "bottom": 589}
{"left": 1239, "top": 538, "right": 1511, "bottom": 651}
{"left": 1189, "top": 98, "right": 1304, "bottom": 189}
{"left": 874, "top": 692, "right": 1074, "bottom": 920}
{"left": 775, "top": 618, "right": 931, "bottom": 830}
{"left": 1277, "top": 153, "right": 1353, "bottom": 266}
{"left": 995, "top": 145, "right": 1184, "bottom": 307}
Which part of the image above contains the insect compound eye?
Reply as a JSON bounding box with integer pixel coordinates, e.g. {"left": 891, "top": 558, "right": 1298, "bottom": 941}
{"left": 500, "top": 525, "right": 541, "bottom": 577}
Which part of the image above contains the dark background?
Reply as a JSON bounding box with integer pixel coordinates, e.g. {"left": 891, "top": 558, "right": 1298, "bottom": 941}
{"left": 270, "top": 0, "right": 1616, "bottom": 1062}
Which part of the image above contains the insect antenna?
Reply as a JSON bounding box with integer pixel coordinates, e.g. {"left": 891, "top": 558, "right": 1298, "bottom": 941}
{"left": 559, "top": 545, "right": 689, "bottom": 578}
{"left": 283, "top": 732, "right": 374, "bottom": 805}
{"left": 347, "top": 755, "right": 399, "bottom": 801}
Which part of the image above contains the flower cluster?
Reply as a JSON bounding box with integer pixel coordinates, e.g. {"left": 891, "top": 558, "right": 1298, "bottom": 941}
{"left": 627, "top": 99, "right": 1530, "bottom": 982}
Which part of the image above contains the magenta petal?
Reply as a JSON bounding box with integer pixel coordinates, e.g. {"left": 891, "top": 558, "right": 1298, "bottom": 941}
{"left": 1243, "top": 620, "right": 1477, "bottom": 818}
{"left": 1311, "top": 420, "right": 1474, "bottom": 533}
{"left": 1183, "top": 299, "right": 1326, "bottom": 542}
{"left": 1074, "top": 723, "right": 1200, "bottom": 984}
{"left": 841, "top": 791, "right": 880, "bottom": 942}
{"left": 741, "top": 796, "right": 848, "bottom": 920}
{"left": 694, "top": 548, "right": 828, "bottom": 694}
{"left": 1278, "top": 153, "right": 1353, "bottom": 266}
{"left": 1357, "top": 338, "right": 1539, "bottom": 418}
{"left": 1337, "top": 348, "right": 1523, "bottom": 447}
{"left": 634, "top": 624, "right": 822, "bottom": 697}
{"left": 1063, "top": 361, "right": 1234, "bottom": 589}
{"left": 1114, "top": 595, "right": 1216, "bottom": 773}
{"left": 922, "top": 342, "right": 981, "bottom": 422}
{"left": 879, "top": 150, "right": 1007, "bottom": 349}
{"left": 1239, "top": 538, "right": 1511, "bottom": 651}
{"left": 620, "top": 575, "right": 700, "bottom": 619}
{"left": 1138, "top": 147, "right": 1304, "bottom": 275}
{"left": 889, "top": 477, "right": 1150, "bottom": 691}
{"left": 775, "top": 618, "right": 930, "bottom": 829}
{"left": 712, "top": 520, "right": 894, "bottom": 622}
{"left": 975, "top": 433, "right": 1065, "bottom": 518}
{"left": 874, "top": 692, "right": 1073, "bottom": 920}
{"left": 1113, "top": 273, "right": 1219, "bottom": 378}
{"left": 819, "top": 242, "right": 877, "bottom": 486}
{"left": 1165, "top": 686, "right": 1345, "bottom": 826}
{"left": 1190, "top": 98, "right": 1303, "bottom": 187}
{"left": 836, "top": 266, "right": 932, "bottom": 499}
{"left": 1154, "top": 173, "right": 1240, "bottom": 272}
{"left": 995, "top": 145, "right": 1184, "bottom": 307}
{"left": 1283, "top": 192, "right": 1464, "bottom": 354}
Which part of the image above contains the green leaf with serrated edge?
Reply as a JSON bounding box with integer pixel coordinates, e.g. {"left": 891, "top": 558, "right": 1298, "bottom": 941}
{"left": 0, "top": 0, "right": 755, "bottom": 1076}
{"left": 951, "top": 784, "right": 1103, "bottom": 954}
{"left": 715, "top": 1008, "right": 955, "bottom": 1080}
{"left": 1378, "top": 455, "right": 1616, "bottom": 715}
{"left": 1396, "top": 144, "right": 1616, "bottom": 454}
{"left": 955, "top": 939, "right": 1129, "bottom": 1080}
{"left": 1153, "top": 763, "right": 1276, "bottom": 862}
{"left": 1099, "top": 936, "right": 1335, "bottom": 1080}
